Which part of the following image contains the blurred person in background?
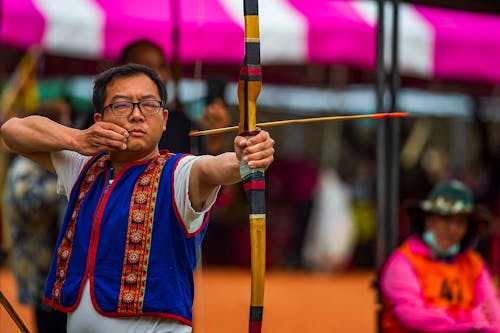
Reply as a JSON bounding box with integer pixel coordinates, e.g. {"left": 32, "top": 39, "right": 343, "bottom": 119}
{"left": 3, "top": 99, "right": 70, "bottom": 333}
{"left": 118, "top": 39, "right": 231, "bottom": 155}
{"left": 380, "top": 180, "right": 500, "bottom": 333}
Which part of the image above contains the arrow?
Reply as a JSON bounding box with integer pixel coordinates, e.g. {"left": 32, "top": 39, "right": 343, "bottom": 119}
{"left": 189, "top": 112, "right": 409, "bottom": 136}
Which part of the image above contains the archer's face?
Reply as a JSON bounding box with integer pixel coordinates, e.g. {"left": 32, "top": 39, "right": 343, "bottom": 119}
{"left": 95, "top": 74, "right": 168, "bottom": 158}
{"left": 425, "top": 214, "right": 469, "bottom": 250}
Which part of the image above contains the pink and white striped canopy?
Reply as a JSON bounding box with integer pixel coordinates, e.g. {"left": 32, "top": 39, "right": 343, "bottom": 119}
{"left": 2, "top": 0, "right": 500, "bottom": 84}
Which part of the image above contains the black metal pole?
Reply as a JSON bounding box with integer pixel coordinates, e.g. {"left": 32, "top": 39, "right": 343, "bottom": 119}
{"left": 375, "top": 1, "right": 401, "bottom": 332}
{"left": 387, "top": 0, "right": 400, "bottom": 259}
{"left": 375, "top": 0, "right": 401, "bottom": 275}
{"left": 375, "top": 0, "right": 386, "bottom": 330}
{"left": 375, "top": 0, "right": 387, "bottom": 275}
{"left": 374, "top": 2, "right": 386, "bottom": 329}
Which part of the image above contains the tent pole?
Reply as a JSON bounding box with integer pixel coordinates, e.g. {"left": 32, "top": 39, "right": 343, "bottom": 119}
{"left": 388, "top": 0, "right": 401, "bottom": 263}
{"left": 375, "top": 0, "right": 401, "bottom": 332}
{"left": 375, "top": 0, "right": 387, "bottom": 276}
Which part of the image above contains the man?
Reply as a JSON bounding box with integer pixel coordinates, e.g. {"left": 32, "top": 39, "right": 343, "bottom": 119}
{"left": 1, "top": 64, "right": 275, "bottom": 333}
{"left": 380, "top": 180, "right": 500, "bottom": 333}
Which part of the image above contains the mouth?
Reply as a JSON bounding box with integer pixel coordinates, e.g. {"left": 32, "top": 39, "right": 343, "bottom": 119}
{"left": 128, "top": 128, "right": 146, "bottom": 137}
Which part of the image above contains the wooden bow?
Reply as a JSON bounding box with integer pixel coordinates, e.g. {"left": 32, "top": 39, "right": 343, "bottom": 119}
{"left": 0, "top": 289, "right": 31, "bottom": 332}
{"left": 237, "top": 1, "right": 265, "bottom": 332}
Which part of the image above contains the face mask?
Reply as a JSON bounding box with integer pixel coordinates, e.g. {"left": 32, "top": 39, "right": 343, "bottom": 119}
{"left": 423, "top": 230, "right": 460, "bottom": 258}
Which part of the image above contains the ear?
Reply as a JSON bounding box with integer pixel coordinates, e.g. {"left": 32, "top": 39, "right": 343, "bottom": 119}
{"left": 162, "top": 108, "right": 168, "bottom": 132}
{"left": 93, "top": 112, "right": 102, "bottom": 122}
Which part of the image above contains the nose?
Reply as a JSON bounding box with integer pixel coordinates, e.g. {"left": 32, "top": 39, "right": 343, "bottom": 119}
{"left": 448, "top": 221, "right": 460, "bottom": 233}
{"left": 447, "top": 216, "right": 467, "bottom": 233}
{"left": 129, "top": 103, "right": 145, "bottom": 119}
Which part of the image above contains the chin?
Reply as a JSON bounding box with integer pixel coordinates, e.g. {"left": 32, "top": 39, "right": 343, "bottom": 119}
{"left": 125, "top": 139, "right": 145, "bottom": 149}
{"left": 438, "top": 242, "right": 455, "bottom": 250}
{"left": 127, "top": 142, "right": 157, "bottom": 153}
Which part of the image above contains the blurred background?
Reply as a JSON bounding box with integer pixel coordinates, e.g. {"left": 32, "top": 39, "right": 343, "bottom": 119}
{"left": 0, "top": 0, "right": 499, "bottom": 332}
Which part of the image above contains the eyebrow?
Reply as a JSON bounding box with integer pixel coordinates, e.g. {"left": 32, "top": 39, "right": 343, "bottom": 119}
{"left": 110, "top": 94, "right": 159, "bottom": 102}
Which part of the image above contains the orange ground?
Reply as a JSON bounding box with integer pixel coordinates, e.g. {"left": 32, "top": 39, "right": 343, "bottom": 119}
{"left": 1, "top": 266, "right": 376, "bottom": 333}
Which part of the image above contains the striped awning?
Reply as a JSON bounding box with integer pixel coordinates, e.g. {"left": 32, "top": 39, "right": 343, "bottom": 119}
{"left": 1, "top": 0, "right": 500, "bottom": 84}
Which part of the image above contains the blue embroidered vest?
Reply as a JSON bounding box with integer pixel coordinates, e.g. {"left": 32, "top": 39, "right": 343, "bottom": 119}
{"left": 44, "top": 152, "right": 209, "bottom": 325}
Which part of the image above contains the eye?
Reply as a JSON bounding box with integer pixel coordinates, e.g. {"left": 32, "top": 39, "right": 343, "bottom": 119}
{"left": 141, "top": 100, "right": 160, "bottom": 107}
{"left": 114, "top": 102, "right": 131, "bottom": 109}
{"left": 140, "top": 100, "right": 161, "bottom": 113}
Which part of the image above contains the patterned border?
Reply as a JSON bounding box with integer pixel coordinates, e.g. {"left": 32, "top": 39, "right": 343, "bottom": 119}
{"left": 117, "top": 154, "right": 168, "bottom": 314}
{"left": 52, "top": 156, "right": 108, "bottom": 304}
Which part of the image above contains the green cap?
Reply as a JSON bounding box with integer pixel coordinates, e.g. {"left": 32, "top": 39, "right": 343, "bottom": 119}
{"left": 420, "top": 180, "right": 473, "bottom": 215}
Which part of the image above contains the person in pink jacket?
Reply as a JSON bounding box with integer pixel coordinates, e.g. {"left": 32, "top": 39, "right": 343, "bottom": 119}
{"left": 380, "top": 180, "right": 500, "bottom": 333}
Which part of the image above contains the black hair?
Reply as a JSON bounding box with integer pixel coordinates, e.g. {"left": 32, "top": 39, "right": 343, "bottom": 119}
{"left": 92, "top": 63, "right": 168, "bottom": 113}
{"left": 119, "top": 39, "right": 165, "bottom": 65}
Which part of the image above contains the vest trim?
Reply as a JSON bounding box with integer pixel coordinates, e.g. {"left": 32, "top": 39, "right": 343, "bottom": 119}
{"left": 117, "top": 155, "right": 167, "bottom": 314}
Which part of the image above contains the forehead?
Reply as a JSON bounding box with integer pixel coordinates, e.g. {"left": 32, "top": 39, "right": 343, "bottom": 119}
{"left": 105, "top": 74, "right": 159, "bottom": 101}
{"left": 129, "top": 46, "right": 165, "bottom": 67}
{"left": 428, "top": 213, "right": 469, "bottom": 225}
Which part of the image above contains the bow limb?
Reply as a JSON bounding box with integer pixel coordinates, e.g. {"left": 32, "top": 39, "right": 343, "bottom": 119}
{"left": 0, "top": 289, "right": 31, "bottom": 333}
{"left": 237, "top": 1, "right": 265, "bottom": 333}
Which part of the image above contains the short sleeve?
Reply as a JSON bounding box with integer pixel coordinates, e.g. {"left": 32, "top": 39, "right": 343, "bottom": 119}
{"left": 173, "top": 155, "right": 220, "bottom": 234}
{"left": 50, "top": 150, "right": 91, "bottom": 200}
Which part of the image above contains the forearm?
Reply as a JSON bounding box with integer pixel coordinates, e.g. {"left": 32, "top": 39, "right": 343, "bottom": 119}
{"left": 188, "top": 152, "right": 239, "bottom": 212}
{"left": 1, "top": 116, "right": 79, "bottom": 154}
{"left": 197, "top": 152, "right": 241, "bottom": 186}
{"left": 189, "top": 130, "right": 274, "bottom": 211}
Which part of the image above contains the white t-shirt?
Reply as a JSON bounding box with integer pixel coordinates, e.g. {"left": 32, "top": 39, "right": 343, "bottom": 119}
{"left": 50, "top": 151, "right": 219, "bottom": 333}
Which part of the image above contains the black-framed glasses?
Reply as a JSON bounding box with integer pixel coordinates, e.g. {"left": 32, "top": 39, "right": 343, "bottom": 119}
{"left": 103, "top": 100, "right": 163, "bottom": 117}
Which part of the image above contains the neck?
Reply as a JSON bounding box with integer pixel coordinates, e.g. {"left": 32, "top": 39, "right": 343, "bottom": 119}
{"left": 108, "top": 148, "right": 160, "bottom": 175}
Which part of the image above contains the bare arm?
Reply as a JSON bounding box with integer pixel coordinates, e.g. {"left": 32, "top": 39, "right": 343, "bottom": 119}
{"left": 1, "top": 115, "right": 129, "bottom": 172}
{"left": 188, "top": 130, "right": 275, "bottom": 211}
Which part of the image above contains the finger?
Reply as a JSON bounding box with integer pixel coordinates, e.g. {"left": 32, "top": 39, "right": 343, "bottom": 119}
{"left": 94, "top": 136, "right": 128, "bottom": 150}
{"left": 85, "top": 129, "right": 128, "bottom": 151}
{"left": 244, "top": 137, "right": 275, "bottom": 156}
{"left": 247, "top": 154, "right": 274, "bottom": 169}
{"left": 246, "top": 130, "right": 270, "bottom": 145}
{"left": 92, "top": 125, "right": 129, "bottom": 143}
{"left": 234, "top": 136, "right": 248, "bottom": 148}
{"left": 95, "top": 122, "right": 129, "bottom": 139}
{"left": 97, "top": 121, "right": 127, "bottom": 133}
{"left": 244, "top": 147, "right": 275, "bottom": 166}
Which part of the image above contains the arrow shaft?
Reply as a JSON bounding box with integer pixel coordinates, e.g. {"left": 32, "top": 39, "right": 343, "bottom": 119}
{"left": 189, "top": 112, "right": 409, "bottom": 136}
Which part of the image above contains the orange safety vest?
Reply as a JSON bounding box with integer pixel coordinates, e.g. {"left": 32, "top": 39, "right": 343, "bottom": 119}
{"left": 382, "top": 240, "right": 484, "bottom": 333}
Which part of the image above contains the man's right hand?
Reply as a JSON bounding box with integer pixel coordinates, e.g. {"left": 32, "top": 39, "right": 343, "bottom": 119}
{"left": 77, "top": 121, "right": 129, "bottom": 155}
